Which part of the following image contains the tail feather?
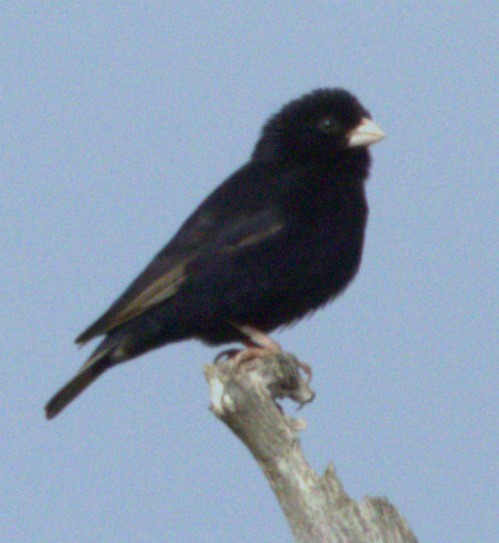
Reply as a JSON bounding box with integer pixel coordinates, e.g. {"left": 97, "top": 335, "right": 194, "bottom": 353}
{"left": 45, "top": 338, "right": 119, "bottom": 419}
{"left": 45, "top": 362, "right": 109, "bottom": 419}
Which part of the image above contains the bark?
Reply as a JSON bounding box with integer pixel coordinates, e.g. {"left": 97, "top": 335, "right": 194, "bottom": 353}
{"left": 204, "top": 351, "right": 418, "bottom": 543}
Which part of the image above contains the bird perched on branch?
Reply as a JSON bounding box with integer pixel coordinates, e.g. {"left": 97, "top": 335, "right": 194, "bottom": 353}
{"left": 45, "top": 88, "right": 385, "bottom": 419}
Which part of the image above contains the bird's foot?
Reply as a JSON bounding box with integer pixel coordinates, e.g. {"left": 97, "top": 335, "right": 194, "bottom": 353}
{"left": 213, "top": 349, "right": 240, "bottom": 363}
{"left": 233, "top": 323, "right": 282, "bottom": 352}
{"left": 214, "top": 322, "right": 284, "bottom": 368}
{"left": 214, "top": 343, "right": 283, "bottom": 367}
{"left": 232, "top": 344, "right": 282, "bottom": 368}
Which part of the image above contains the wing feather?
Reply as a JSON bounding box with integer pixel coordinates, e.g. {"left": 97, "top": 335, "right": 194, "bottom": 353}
{"left": 76, "top": 204, "right": 284, "bottom": 344}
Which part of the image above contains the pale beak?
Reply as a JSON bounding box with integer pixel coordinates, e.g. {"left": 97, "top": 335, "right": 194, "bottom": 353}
{"left": 347, "top": 117, "right": 385, "bottom": 148}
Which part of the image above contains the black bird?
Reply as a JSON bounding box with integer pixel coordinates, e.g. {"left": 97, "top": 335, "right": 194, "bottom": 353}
{"left": 45, "top": 88, "right": 385, "bottom": 419}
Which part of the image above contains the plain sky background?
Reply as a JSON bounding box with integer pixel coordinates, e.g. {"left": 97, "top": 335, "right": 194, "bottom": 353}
{"left": 2, "top": 2, "right": 496, "bottom": 542}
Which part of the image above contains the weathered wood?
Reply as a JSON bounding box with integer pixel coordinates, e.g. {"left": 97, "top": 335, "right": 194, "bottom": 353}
{"left": 205, "top": 352, "right": 418, "bottom": 543}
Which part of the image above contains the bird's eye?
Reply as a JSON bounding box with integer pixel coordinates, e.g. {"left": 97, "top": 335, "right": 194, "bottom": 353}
{"left": 317, "top": 116, "right": 341, "bottom": 135}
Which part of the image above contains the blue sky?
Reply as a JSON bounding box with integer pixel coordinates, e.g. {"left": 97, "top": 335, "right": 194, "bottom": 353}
{"left": 2, "top": 2, "right": 497, "bottom": 542}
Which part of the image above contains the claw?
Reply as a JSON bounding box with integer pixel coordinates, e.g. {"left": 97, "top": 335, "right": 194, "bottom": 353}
{"left": 233, "top": 346, "right": 276, "bottom": 366}
{"left": 214, "top": 348, "right": 241, "bottom": 363}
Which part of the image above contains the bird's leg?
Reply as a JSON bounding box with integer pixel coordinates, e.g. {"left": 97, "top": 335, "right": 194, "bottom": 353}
{"left": 237, "top": 324, "right": 283, "bottom": 350}
{"left": 229, "top": 323, "right": 283, "bottom": 366}
{"left": 234, "top": 324, "right": 313, "bottom": 382}
{"left": 213, "top": 323, "right": 313, "bottom": 386}
{"left": 214, "top": 325, "right": 281, "bottom": 363}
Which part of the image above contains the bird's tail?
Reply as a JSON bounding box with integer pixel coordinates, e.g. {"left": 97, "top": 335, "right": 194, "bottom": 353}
{"left": 45, "top": 341, "right": 116, "bottom": 420}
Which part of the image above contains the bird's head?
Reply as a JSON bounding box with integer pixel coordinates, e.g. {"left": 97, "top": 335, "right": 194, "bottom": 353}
{"left": 252, "top": 88, "right": 385, "bottom": 164}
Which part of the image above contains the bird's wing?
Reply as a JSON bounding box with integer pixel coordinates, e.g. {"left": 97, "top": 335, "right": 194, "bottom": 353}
{"left": 75, "top": 203, "right": 284, "bottom": 344}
